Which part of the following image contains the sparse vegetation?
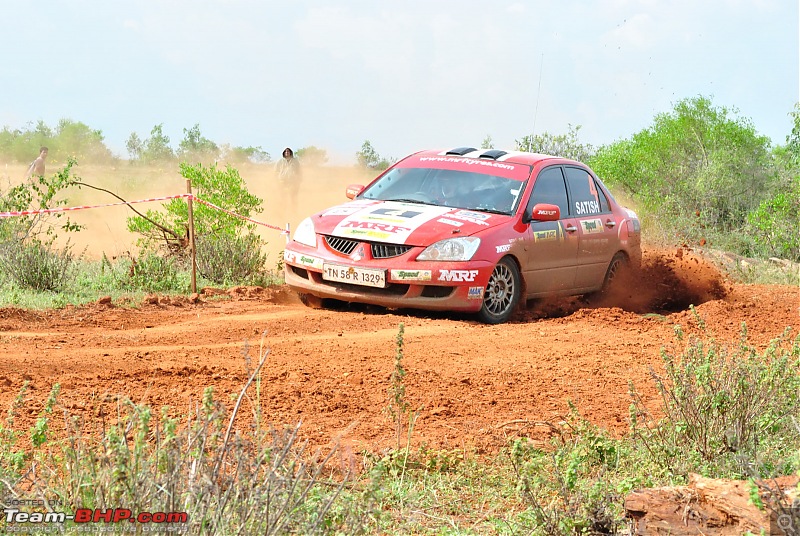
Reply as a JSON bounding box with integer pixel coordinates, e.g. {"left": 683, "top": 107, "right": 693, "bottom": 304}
{"left": 3, "top": 316, "right": 797, "bottom": 534}
{"left": 630, "top": 314, "right": 800, "bottom": 479}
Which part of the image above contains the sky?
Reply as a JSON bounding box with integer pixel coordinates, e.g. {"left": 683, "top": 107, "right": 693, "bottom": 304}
{"left": 2, "top": 0, "right": 798, "bottom": 165}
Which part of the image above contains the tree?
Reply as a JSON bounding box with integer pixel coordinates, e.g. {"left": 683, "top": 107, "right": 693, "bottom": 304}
{"left": 516, "top": 124, "right": 593, "bottom": 162}
{"left": 481, "top": 135, "right": 495, "bottom": 150}
{"left": 356, "top": 140, "right": 393, "bottom": 170}
{"left": 126, "top": 132, "right": 143, "bottom": 161}
{"left": 220, "top": 144, "right": 271, "bottom": 164}
{"left": 295, "top": 145, "right": 328, "bottom": 166}
{"left": 54, "top": 119, "right": 114, "bottom": 163}
{"left": 589, "top": 96, "right": 775, "bottom": 238}
{"left": 745, "top": 102, "right": 800, "bottom": 261}
{"left": 126, "top": 162, "right": 269, "bottom": 282}
{"left": 141, "top": 124, "right": 174, "bottom": 163}
{"left": 178, "top": 124, "right": 219, "bottom": 163}
{"left": 785, "top": 102, "right": 800, "bottom": 166}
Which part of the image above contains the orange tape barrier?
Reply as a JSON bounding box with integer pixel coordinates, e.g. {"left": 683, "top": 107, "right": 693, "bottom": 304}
{"left": 0, "top": 193, "right": 289, "bottom": 235}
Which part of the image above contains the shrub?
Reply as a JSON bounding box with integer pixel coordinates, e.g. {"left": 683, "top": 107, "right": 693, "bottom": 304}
{"left": 630, "top": 312, "right": 800, "bottom": 479}
{"left": 509, "top": 407, "right": 626, "bottom": 535}
{"left": 127, "top": 162, "right": 263, "bottom": 256}
{"left": 118, "top": 250, "right": 186, "bottom": 292}
{"left": 195, "top": 232, "right": 269, "bottom": 285}
{"left": 0, "top": 239, "right": 79, "bottom": 291}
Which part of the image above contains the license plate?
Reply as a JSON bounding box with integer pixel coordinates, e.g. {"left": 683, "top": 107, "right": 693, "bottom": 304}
{"left": 322, "top": 264, "right": 386, "bottom": 288}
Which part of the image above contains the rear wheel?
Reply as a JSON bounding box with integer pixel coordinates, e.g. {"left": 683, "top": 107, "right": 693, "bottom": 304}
{"left": 600, "top": 252, "right": 629, "bottom": 293}
{"left": 477, "top": 257, "right": 521, "bottom": 324}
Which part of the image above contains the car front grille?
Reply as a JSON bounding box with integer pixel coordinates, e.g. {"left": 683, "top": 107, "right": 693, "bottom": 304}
{"left": 323, "top": 236, "right": 413, "bottom": 259}
{"left": 371, "top": 243, "right": 413, "bottom": 259}
{"left": 324, "top": 235, "right": 359, "bottom": 255}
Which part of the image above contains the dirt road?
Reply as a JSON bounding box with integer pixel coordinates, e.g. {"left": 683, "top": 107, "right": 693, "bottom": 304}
{"left": 0, "top": 249, "right": 797, "bottom": 453}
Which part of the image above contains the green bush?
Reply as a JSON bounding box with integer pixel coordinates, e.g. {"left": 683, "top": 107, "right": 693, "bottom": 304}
{"left": 0, "top": 239, "right": 79, "bottom": 291}
{"left": 127, "top": 161, "right": 264, "bottom": 257}
{"left": 509, "top": 407, "right": 626, "bottom": 535}
{"left": 195, "top": 232, "right": 269, "bottom": 285}
{"left": 747, "top": 187, "right": 800, "bottom": 261}
{"left": 119, "top": 251, "right": 186, "bottom": 292}
{"left": 630, "top": 313, "right": 800, "bottom": 479}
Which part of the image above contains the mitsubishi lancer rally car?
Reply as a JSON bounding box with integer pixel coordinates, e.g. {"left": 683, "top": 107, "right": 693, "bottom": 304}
{"left": 283, "top": 147, "right": 641, "bottom": 324}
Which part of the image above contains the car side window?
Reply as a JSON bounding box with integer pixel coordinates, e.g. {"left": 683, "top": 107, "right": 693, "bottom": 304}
{"left": 565, "top": 166, "right": 607, "bottom": 216}
{"left": 528, "top": 166, "right": 569, "bottom": 218}
{"left": 596, "top": 181, "right": 610, "bottom": 212}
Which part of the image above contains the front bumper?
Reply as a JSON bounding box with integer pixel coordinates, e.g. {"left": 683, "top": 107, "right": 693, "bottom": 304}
{"left": 283, "top": 247, "right": 493, "bottom": 313}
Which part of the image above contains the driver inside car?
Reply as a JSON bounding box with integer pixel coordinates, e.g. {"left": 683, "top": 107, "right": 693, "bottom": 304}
{"left": 434, "top": 173, "right": 476, "bottom": 207}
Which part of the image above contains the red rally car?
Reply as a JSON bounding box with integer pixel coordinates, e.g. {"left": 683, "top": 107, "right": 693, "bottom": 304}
{"left": 283, "top": 147, "right": 641, "bottom": 324}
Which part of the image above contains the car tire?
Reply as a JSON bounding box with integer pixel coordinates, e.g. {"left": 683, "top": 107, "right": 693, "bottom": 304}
{"left": 298, "top": 293, "right": 324, "bottom": 309}
{"left": 477, "top": 257, "right": 521, "bottom": 324}
{"left": 600, "top": 252, "right": 629, "bottom": 293}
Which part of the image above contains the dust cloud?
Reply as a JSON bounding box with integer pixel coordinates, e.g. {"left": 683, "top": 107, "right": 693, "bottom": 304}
{"left": 1, "top": 161, "right": 378, "bottom": 266}
{"left": 525, "top": 248, "right": 731, "bottom": 321}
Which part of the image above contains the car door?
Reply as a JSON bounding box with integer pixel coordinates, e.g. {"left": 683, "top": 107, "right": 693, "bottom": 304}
{"left": 564, "top": 166, "right": 619, "bottom": 289}
{"left": 521, "top": 166, "right": 580, "bottom": 295}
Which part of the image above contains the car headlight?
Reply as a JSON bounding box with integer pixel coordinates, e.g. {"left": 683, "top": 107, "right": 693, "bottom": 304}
{"left": 417, "top": 237, "right": 480, "bottom": 261}
{"left": 293, "top": 217, "right": 317, "bottom": 247}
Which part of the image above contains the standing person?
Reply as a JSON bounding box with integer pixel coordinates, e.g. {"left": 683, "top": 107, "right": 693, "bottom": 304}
{"left": 276, "top": 147, "right": 301, "bottom": 206}
{"left": 25, "top": 146, "right": 48, "bottom": 179}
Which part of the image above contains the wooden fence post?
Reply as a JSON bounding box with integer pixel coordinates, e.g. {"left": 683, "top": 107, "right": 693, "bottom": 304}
{"left": 186, "top": 179, "right": 197, "bottom": 294}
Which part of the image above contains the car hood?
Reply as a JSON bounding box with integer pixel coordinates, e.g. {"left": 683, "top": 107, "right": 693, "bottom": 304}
{"left": 310, "top": 199, "right": 509, "bottom": 246}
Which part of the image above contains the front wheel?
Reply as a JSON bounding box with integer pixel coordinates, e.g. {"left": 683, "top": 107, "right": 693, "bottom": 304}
{"left": 298, "top": 293, "right": 324, "bottom": 308}
{"left": 477, "top": 257, "right": 521, "bottom": 324}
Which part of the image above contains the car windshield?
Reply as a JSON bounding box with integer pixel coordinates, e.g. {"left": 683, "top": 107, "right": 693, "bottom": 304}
{"left": 359, "top": 166, "right": 527, "bottom": 215}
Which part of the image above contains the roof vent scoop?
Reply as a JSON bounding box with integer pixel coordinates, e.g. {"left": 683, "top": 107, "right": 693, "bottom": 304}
{"left": 445, "top": 147, "right": 477, "bottom": 156}
{"left": 479, "top": 149, "right": 508, "bottom": 160}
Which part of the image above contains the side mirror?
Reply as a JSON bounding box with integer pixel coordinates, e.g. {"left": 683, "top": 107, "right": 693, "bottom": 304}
{"left": 345, "top": 184, "right": 365, "bottom": 199}
{"left": 524, "top": 203, "right": 560, "bottom": 223}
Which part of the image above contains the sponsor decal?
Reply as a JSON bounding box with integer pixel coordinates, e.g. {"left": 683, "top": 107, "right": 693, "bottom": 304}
{"left": 284, "top": 250, "right": 324, "bottom": 269}
{"left": 575, "top": 200, "right": 601, "bottom": 215}
{"left": 454, "top": 210, "right": 490, "bottom": 220}
{"left": 467, "top": 286, "right": 484, "bottom": 299}
{"left": 371, "top": 208, "right": 422, "bottom": 219}
{"left": 322, "top": 201, "right": 374, "bottom": 216}
{"left": 535, "top": 208, "right": 558, "bottom": 217}
{"left": 533, "top": 229, "right": 558, "bottom": 242}
{"left": 341, "top": 221, "right": 411, "bottom": 235}
{"left": 449, "top": 210, "right": 491, "bottom": 226}
{"left": 580, "top": 218, "right": 604, "bottom": 234}
{"left": 390, "top": 269, "right": 432, "bottom": 281}
{"left": 299, "top": 255, "right": 323, "bottom": 269}
{"left": 438, "top": 269, "right": 479, "bottom": 282}
{"left": 496, "top": 244, "right": 511, "bottom": 253}
{"left": 437, "top": 218, "right": 464, "bottom": 227}
{"left": 418, "top": 156, "right": 515, "bottom": 171}
{"left": 333, "top": 202, "right": 452, "bottom": 243}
